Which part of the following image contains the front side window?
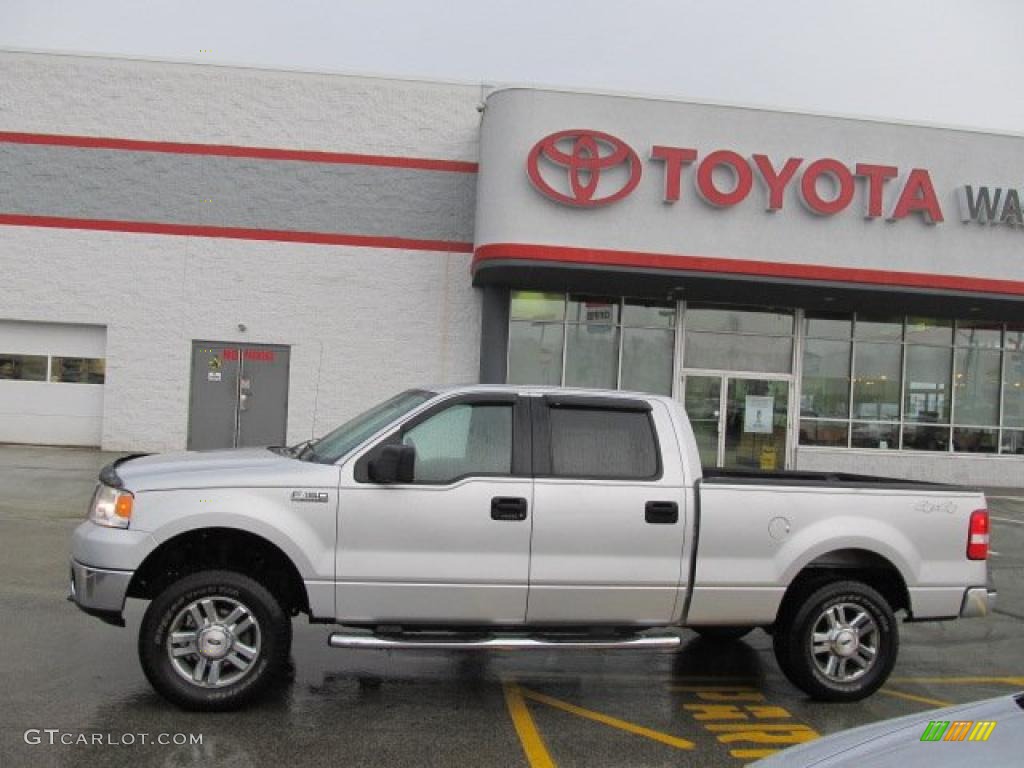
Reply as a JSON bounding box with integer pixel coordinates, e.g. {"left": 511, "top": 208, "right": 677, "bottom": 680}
{"left": 402, "top": 403, "right": 513, "bottom": 484}
{"left": 548, "top": 407, "right": 658, "bottom": 480}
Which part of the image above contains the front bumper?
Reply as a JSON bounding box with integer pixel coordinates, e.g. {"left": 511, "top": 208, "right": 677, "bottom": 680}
{"left": 69, "top": 559, "right": 133, "bottom": 627}
{"left": 959, "top": 586, "right": 997, "bottom": 618}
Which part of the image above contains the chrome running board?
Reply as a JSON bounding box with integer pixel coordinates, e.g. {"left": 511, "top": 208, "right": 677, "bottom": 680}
{"left": 328, "top": 631, "right": 681, "bottom": 651}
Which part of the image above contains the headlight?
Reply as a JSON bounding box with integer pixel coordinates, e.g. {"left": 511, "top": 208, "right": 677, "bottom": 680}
{"left": 88, "top": 484, "right": 134, "bottom": 528}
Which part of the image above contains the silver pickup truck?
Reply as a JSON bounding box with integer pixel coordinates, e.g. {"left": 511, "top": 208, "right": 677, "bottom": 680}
{"left": 70, "top": 385, "right": 996, "bottom": 711}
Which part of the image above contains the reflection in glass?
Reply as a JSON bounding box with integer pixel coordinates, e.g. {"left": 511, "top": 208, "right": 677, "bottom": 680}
{"left": 852, "top": 343, "right": 901, "bottom": 420}
{"left": 854, "top": 316, "right": 903, "bottom": 341}
{"left": 955, "top": 321, "right": 1002, "bottom": 349}
{"left": 1001, "top": 430, "right": 1024, "bottom": 455}
{"left": 805, "top": 313, "right": 852, "bottom": 340}
{"left": 621, "top": 328, "right": 674, "bottom": 395}
{"left": 1004, "top": 352, "right": 1024, "bottom": 429}
{"left": 904, "top": 345, "right": 951, "bottom": 423}
{"left": 567, "top": 296, "right": 620, "bottom": 325}
{"left": 0, "top": 353, "right": 47, "bottom": 381}
{"left": 902, "top": 424, "right": 950, "bottom": 452}
{"left": 50, "top": 357, "right": 105, "bottom": 384}
{"left": 801, "top": 339, "right": 850, "bottom": 418}
{"left": 510, "top": 291, "right": 565, "bottom": 322}
{"left": 851, "top": 422, "right": 898, "bottom": 449}
{"left": 683, "top": 376, "right": 721, "bottom": 469}
{"left": 507, "top": 322, "right": 563, "bottom": 386}
{"left": 685, "top": 332, "right": 792, "bottom": 373}
{"left": 905, "top": 317, "right": 953, "bottom": 345}
{"left": 622, "top": 300, "right": 676, "bottom": 328}
{"left": 565, "top": 324, "right": 619, "bottom": 389}
{"left": 799, "top": 420, "right": 848, "bottom": 447}
{"left": 686, "top": 306, "right": 793, "bottom": 335}
{"left": 723, "top": 379, "right": 788, "bottom": 470}
{"left": 952, "top": 428, "right": 999, "bottom": 454}
{"left": 953, "top": 348, "right": 1000, "bottom": 426}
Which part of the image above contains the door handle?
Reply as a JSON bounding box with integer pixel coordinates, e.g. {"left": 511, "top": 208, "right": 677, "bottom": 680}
{"left": 645, "top": 501, "right": 679, "bottom": 524}
{"left": 491, "top": 497, "right": 528, "bottom": 521}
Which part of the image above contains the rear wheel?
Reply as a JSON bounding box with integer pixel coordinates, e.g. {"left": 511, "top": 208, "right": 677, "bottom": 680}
{"left": 139, "top": 570, "right": 291, "bottom": 711}
{"left": 693, "top": 626, "right": 754, "bottom": 641}
{"left": 773, "top": 580, "right": 897, "bottom": 702}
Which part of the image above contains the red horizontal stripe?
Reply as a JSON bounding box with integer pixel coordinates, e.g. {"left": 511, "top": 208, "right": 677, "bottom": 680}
{"left": 0, "top": 214, "right": 473, "bottom": 253}
{"left": 474, "top": 242, "right": 1024, "bottom": 297}
{"left": 0, "top": 131, "right": 478, "bottom": 173}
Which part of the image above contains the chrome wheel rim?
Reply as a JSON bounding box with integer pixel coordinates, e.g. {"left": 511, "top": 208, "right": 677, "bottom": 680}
{"left": 810, "top": 602, "right": 879, "bottom": 683}
{"left": 166, "top": 596, "right": 262, "bottom": 688}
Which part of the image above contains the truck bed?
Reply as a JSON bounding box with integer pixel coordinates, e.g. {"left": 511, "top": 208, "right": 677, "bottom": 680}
{"left": 701, "top": 467, "right": 970, "bottom": 492}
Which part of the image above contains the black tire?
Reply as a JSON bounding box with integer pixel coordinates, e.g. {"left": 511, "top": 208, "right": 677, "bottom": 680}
{"left": 139, "top": 570, "right": 291, "bottom": 711}
{"left": 773, "top": 580, "right": 897, "bottom": 702}
{"left": 693, "top": 626, "right": 754, "bottom": 642}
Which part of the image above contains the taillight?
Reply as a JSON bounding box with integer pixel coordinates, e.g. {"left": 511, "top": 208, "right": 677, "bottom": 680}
{"left": 967, "top": 509, "right": 989, "bottom": 560}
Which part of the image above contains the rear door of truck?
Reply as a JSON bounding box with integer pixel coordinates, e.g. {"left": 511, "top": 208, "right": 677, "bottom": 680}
{"left": 525, "top": 395, "right": 689, "bottom": 624}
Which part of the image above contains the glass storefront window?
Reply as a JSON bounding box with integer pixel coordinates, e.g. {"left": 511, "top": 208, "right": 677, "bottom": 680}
{"left": 854, "top": 316, "right": 903, "bottom": 341}
{"left": 567, "top": 295, "right": 619, "bottom": 325}
{"left": 955, "top": 320, "right": 1002, "bottom": 349}
{"left": 905, "top": 317, "right": 953, "bottom": 345}
{"left": 508, "top": 321, "right": 563, "bottom": 386}
{"left": 801, "top": 339, "right": 850, "bottom": 418}
{"left": 953, "top": 428, "right": 999, "bottom": 454}
{"left": 621, "top": 328, "right": 674, "bottom": 395}
{"left": 800, "top": 420, "right": 848, "bottom": 447}
{"left": 686, "top": 305, "right": 793, "bottom": 335}
{"left": 1002, "top": 430, "right": 1024, "bottom": 455}
{"left": 852, "top": 343, "right": 901, "bottom": 420}
{"left": 564, "top": 324, "right": 619, "bottom": 389}
{"left": 904, "top": 345, "right": 951, "bottom": 423}
{"left": 622, "top": 299, "right": 676, "bottom": 328}
{"left": 0, "top": 353, "right": 47, "bottom": 381}
{"left": 510, "top": 291, "right": 565, "bottom": 322}
{"left": 1006, "top": 324, "right": 1024, "bottom": 352}
{"left": 851, "top": 422, "right": 898, "bottom": 449}
{"left": 51, "top": 357, "right": 105, "bottom": 384}
{"left": 902, "top": 423, "right": 950, "bottom": 452}
{"left": 685, "top": 332, "right": 792, "bottom": 373}
{"left": 1004, "top": 351, "right": 1024, "bottom": 428}
{"left": 805, "top": 312, "right": 852, "bottom": 340}
{"left": 953, "top": 348, "right": 1000, "bottom": 426}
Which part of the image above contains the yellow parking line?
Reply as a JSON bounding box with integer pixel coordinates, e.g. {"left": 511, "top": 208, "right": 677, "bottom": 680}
{"left": 878, "top": 688, "right": 954, "bottom": 708}
{"left": 888, "top": 676, "right": 1024, "bottom": 686}
{"left": 503, "top": 682, "right": 556, "bottom": 768}
{"left": 520, "top": 687, "right": 696, "bottom": 750}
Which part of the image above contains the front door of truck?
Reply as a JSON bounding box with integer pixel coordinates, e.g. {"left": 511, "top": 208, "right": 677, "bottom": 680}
{"left": 526, "top": 395, "right": 688, "bottom": 624}
{"left": 335, "top": 394, "right": 533, "bottom": 623}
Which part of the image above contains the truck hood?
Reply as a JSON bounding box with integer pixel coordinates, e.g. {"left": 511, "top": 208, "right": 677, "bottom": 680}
{"left": 113, "top": 448, "right": 338, "bottom": 491}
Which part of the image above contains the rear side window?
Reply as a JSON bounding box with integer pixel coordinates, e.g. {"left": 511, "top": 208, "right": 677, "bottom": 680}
{"left": 548, "top": 407, "right": 659, "bottom": 479}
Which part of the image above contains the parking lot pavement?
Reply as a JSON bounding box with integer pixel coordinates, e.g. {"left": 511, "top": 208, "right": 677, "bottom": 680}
{"left": 1, "top": 446, "right": 1022, "bottom": 768}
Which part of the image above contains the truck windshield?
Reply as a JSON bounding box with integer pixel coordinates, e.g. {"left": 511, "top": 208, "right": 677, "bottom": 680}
{"left": 307, "top": 389, "right": 434, "bottom": 463}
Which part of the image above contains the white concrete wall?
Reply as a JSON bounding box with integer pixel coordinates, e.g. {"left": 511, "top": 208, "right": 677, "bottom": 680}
{"left": 0, "top": 51, "right": 484, "bottom": 451}
{"left": 797, "top": 447, "right": 1023, "bottom": 488}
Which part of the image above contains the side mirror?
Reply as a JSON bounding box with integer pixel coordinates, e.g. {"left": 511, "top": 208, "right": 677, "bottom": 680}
{"left": 368, "top": 443, "right": 415, "bottom": 484}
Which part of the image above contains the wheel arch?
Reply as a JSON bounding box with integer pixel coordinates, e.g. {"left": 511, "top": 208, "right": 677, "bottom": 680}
{"left": 127, "top": 527, "right": 311, "bottom": 617}
{"left": 776, "top": 548, "right": 911, "bottom": 624}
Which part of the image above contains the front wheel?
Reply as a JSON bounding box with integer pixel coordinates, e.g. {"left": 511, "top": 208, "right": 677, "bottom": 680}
{"left": 773, "top": 580, "right": 897, "bottom": 702}
{"left": 139, "top": 570, "right": 291, "bottom": 711}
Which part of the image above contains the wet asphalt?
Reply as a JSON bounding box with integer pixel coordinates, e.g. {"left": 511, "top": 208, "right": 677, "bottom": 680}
{"left": 1, "top": 445, "right": 1022, "bottom": 768}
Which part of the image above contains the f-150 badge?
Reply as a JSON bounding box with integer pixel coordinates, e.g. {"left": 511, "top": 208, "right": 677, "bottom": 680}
{"left": 291, "top": 490, "right": 329, "bottom": 503}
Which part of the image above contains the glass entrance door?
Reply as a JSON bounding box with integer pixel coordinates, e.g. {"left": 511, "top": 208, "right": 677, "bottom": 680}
{"left": 682, "top": 374, "right": 791, "bottom": 470}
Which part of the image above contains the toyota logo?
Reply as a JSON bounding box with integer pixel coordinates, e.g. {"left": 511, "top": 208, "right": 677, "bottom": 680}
{"left": 527, "top": 129, "right": 642, "bottom": 208}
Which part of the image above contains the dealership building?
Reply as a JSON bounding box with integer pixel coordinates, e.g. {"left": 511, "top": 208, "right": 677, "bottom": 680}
{"left": 1, "top": 50, "right": 1023, "bottom": 485}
